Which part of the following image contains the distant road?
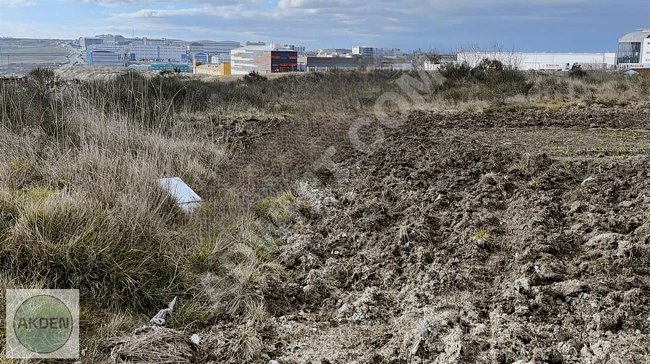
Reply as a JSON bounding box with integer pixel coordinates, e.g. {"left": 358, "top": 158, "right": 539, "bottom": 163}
{"left": 61, "top": 44, "right": 84, "bottom": 68}
{"left": 0, "top": 53, "right": 67, "bottom": 57}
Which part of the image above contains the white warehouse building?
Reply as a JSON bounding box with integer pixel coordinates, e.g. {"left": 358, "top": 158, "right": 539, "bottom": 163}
{"left": 617, "top": 29, "right": 650, "bottom": 68}
{"left": 457, "top": 52, "right": 616, "bottom": 71}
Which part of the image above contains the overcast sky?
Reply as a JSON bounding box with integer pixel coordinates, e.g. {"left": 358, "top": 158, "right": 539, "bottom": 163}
{"left": 0, "top": 0, "right": 648, "bottom": 52}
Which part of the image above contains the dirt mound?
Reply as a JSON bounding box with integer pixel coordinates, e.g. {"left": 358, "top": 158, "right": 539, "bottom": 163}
{"left": 264, "top": 107, "right": 650, "bottom": 363}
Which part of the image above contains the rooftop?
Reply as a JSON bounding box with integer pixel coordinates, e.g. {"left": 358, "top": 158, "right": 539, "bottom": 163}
{"left": 232, "top": 45, "right": 272, "bottom": 51}
{"left": 619, "top": 29, "right": 650, "bottom": 42}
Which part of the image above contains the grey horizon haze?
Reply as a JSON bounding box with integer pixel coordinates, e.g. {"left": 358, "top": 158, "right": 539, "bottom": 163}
{"left": 0, "top": 0, "right": 648, "bottom": 52}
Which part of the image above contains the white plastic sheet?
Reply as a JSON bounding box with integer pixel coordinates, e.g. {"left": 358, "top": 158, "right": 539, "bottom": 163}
{"left": 158, "top": 177, "right": 202, "bottom": 213}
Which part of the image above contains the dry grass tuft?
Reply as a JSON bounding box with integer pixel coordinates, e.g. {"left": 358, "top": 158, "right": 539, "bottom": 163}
{"left": 108, "top": 326, "right": 195, "bottom": 364}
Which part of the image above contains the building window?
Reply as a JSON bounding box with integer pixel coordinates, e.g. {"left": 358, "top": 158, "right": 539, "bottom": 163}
{"left": 618, "top": 42, "right": 641, "bottom": 64}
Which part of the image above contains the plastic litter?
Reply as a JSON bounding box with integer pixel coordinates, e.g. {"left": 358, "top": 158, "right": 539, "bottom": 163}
{"left": 190, "top": 334, "right": 201, "bottom": 345}
{"left": 158, "top": 177, "right": 202, "bottom": 213}
{"left": 150, "top": 296, "right": 177, "bottom": 325}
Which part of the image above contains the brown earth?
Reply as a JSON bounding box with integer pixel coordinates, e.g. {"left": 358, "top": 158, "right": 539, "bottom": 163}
{"left": 255, "top": 105, "right": 650, "bottom": 363}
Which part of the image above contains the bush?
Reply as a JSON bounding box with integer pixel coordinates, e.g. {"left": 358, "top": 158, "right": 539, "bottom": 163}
{"left": 439, "top": 59, "right": 532, "bottom": 101}
{"left": 27, "top": 67, "right": 56, "bottom": 85}
{"left": 535, "top": 77, "right": 570, "bottom": 97}
{"left": 243, "top": 71, "right": 268, "bottom": 84}
{"left": 569, "top": 63, "right": 587, "bottom": 78}
{"left": 439, "top": 62, "right": 472, "bottom": 82}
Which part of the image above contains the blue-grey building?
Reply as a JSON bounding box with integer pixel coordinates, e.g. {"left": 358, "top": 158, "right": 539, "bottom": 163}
{"left": 86, "top": 50, "right": 125, "bottom": 67}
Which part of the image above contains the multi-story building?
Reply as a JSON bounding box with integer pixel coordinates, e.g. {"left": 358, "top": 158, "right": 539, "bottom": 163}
{"left": 95, "top": 34, "right": 126, "bottom": 45}
{"left": 193, "top": 53, "right": 209, "bottom": 64}
{"left": 271, "top": 50, "right": 298, "bottom": 73}
{"left": 188, "top": 42, "right": 204, "bottom": 55}
{"left": 295, "top": 45, "right": 306, "bottom": 54}
{"left": 196, "top": 40, "right": 241, "bottom": 54}
{"left": 230, "top": 45, "right": 297, "bottom": 75}
{"left": 130, "top": 37, "right": 170, "bottom": 46}
{"left": 79, "top": 37, "right": 103, "bottom": 51}
{"left": 188, "top": 41, "right": 239, "bottom": 64}
{"left": 376, "top": 48, "right": 401, "bottom": 58}
{"left": 130, "top": 45, "right": 186, "bottom": 61}
{"left": 86, "top": 50, "right": 125, "bottom": 67}
{"left": 270, "top": 43, "right": 306, "bottom": 54}
{"left": 617, "top": 29, "right": 650, "bottom": 68}
{"left": 352, "top": 46, "right": 375, "bottom": 58}
{"left": 87, "top": 44, "right": 127, "bottom": 53}
{"left": 231, "top": 45, "right": 272, "bottom": 75}
{"left": 352, "top": 46, "right": 401, "bottom": 59}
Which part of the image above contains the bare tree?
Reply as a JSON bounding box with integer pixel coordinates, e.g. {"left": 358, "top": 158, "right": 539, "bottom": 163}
{"left": 455, "top": 44, "right": 486, "bottom": 68}
{"left": 497, "top": 44, "right": 526, "bottom": 70}
{"left": 456, "top": 43, "right": 526, "bottom": 70}
{"left": 412, "top": 51, "right": 441, "bottom": 71}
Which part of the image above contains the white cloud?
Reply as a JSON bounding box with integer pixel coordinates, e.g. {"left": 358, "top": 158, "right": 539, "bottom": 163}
{"left": 111, "top": 7, "right": 206, "bottom": 18}
{"left": 0, "top": 0, "right": 38, "bottom": 7}
{"left": 94, "top": 0, "right": 609, "bottom": 45}
{"left": 6, "top": 0, "right": 638, "bottom": 49}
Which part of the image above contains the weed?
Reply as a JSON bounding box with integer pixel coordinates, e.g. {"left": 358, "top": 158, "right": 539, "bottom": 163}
{"left": 473, "top": 230, "right": 491, "bottom": 241}
{"left": 612, "top": 154, "right": 630, "bottom": 161}
{"left": 529, "top": 177, "right": 543, "bottom": 188}
{"left": 257, "top": 193, "right": 296, "bottom": 226}
{"left": 607, "top": 131, "right": 646, "bottom": 140}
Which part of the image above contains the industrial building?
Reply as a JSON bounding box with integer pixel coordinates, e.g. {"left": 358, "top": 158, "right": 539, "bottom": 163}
{"left": 194, "top": 63, "right": 231, "bottom": 76}
{"left": 190, "top": 40, "right": 241, "bottom": 54}
{"left": 86, "top": 50, "right": 125, "bottom": 67}
{"left": 457, "top": 52, "right": 616, "bottom": 70}
{"left": 617, "top": 29, "right": 650, "bottom": 68}
{"left": 230, "top": 45, "right": 297, "bottom": 75}
{"left": 306, "top": 56, "right": 374, "bottom": 71}
{"left": 188, "top": 41, "right": 240, "bottom": 64}
{"left": 149, "top": 63, "right": 192, "bottom": 73}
